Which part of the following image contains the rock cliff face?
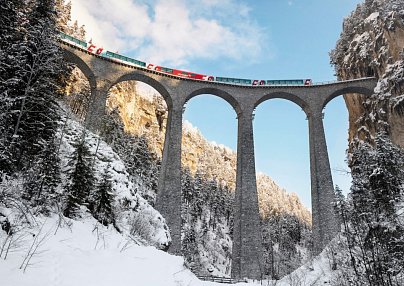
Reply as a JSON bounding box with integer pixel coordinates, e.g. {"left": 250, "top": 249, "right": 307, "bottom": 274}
{"left": 106, "top": 82, "right": 312, "bottom": 226}
{"left": 331, "top": 0, "right": 404, "bottom": 150}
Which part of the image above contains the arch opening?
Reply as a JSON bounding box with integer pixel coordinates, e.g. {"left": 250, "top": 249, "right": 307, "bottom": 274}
{"left": 103, "top": 80, "right": 169, "bottom": 203}
{"left": 255, "top": 91, "right": 310, "bottom": 114}
{"left": 323, "top": 96, "right": 352, "bottom": 195}
{"left": 185, "top": 88, "right": 241, "bottom": 116}
{"left": 322, "top": 86, "right": 374, "bottom": 110}
{"left": 62, "top": 48, "right": 96, "bottom": 89}
{"left": 253, "top": 98, "right": 312, "bottom": 279}
{"left": 113, "top": 73, "right": 173, "bottom": 110}
{"left": 182, "top": 94, "right": 237, "bottom": 277}
{"left": 322, "top": 86, "right": 377, "bottom": 195}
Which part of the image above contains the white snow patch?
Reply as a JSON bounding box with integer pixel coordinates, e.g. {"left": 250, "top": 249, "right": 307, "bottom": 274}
{"left": 365, "top": 12, "right": 379, "bottom": 23}
{"left": 0, "top": 216, "right": 195, "bottom": 286}
{"left": 374, "top": 78, "right": 388, "bottom": 93}
{"left": 183, "top": 120, "right": 202, "bottom": 136}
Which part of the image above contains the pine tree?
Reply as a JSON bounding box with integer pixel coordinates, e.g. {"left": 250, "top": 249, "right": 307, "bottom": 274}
{"left": 55, "top": 0, "right": 71, "bottom": 33}
{"left": 1, "top": 0, "right": 64, "bottom": 173}
{"left": 22, "top": 134, "right": 61, "bottom": 213}
{"left": 0, "top": 0, "right": 28, "bottom": 174}
{"left": 90, "top": 163, "right": 115, "bottom": 226}
{"left": 335, "top": 132, "right": 404, "bottom": 285}
{"left": 63, "top": 132, "right": 95, "bottom": 218}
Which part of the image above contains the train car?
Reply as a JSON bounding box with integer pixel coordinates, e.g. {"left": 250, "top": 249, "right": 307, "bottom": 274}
{"left": 147, "top": 64, "right": 213, "bottom": 81}
{"left": 252, "top": 80, "right": 266, "bottom": 86}
{"left": 59, "top": 32, "right": 87, "bottom": 49}
{"left": 215, "top": 76, "right": 252, "bottom": 85}
{"left": 104, "top": 51, "right": 146, "bottom": 67}
{"left": 87, "top": 44, "right": 104, "bottom": 55}
{"left": 267, "top": 79, "right": 312, "bottom": 86}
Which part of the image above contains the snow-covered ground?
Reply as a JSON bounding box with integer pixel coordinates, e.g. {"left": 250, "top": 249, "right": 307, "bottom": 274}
{"left": 1, "top": 215, "right": 334, "bottom": 286}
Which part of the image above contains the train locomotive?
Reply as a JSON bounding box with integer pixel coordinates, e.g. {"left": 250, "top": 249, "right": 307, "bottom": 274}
{"left": 60, "top": 32, "right": 312, "bottom": 86}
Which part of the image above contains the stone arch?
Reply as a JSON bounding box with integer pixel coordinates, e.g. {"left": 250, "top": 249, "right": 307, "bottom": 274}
{"left": 322, "top": 86, "right": 374, "bottom": 110}
{"left": 62, "top": 48, "right": 96, "bottom": 89}
{"left": 255, "top": 91, "right": 311, "bottom": 116}
{"left": 185, "top": 87, "right": 241, "bottom": 116}
{"left": 112, "top": 72, "right": 173, "bottom": 109}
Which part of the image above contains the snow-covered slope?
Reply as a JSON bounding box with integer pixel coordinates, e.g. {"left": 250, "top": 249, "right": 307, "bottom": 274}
{"left": 0, "top": 215, "right": 334, "bottom": 286}
{"left": 1, "top": 216, "right": 194, "bottom": 286}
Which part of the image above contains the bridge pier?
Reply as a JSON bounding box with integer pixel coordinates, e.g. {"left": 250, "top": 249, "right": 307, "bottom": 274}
{"left": 155, "top": 102, "right": 183, "bottom": 255}
{"left": 231, "top": 108, "right": 263, "bottom": 280}
{"left": 85, "top": 79, "right": 112, "bottom": 133}
{"left": 308, "top": 109, "right": 339, "bottom": 253}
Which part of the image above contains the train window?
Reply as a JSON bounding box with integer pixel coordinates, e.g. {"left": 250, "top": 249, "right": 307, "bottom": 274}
{"left": 162, "top": 67, "right": 173, "bottom": 73}
{"left": 191, "top": 73, "right": 196, "bottom": 77}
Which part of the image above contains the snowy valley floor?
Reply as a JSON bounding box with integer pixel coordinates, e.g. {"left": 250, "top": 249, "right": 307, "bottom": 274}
{"left": 1, "top": 216, "right": 334, "bottom": 286}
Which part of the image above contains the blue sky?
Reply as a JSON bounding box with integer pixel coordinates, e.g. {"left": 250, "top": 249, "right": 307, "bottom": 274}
{"left": 70, "top": 0, "right": 364, "bottom": 208}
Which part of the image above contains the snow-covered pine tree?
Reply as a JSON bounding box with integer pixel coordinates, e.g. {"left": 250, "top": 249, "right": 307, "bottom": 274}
{"left": 1, "top": 0, "right": 64, "bottom": 173}
{"left": 55, "top": 0, "right": 71, "bottom": 33}
{"left": 334, "top": 132, "right": 404, "bottom": 285}
{"left": 261, "top": 213, "right": 311, "bottom": 279}
{"left": 0, "top": 0, "right": 28, "bottom": 174}
{"left": 182, "top": 170, "right": 199, "bottom": 269}
{"left": 22, "top": 134, "right": 61, "bottom": 214}
{"left": 89, "top": 163, "right": 115, "bottom": 226}
{"left": 63, "top": 132, "right": 96, "bottom": 218}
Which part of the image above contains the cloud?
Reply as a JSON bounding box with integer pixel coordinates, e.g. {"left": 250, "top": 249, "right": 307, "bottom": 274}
{"left": 70, "top": 0, "right": 265, "bottom": 67}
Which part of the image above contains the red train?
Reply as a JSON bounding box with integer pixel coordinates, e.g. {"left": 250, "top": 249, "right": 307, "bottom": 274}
{"left": 60, "top": 32, "right": 312, "bottom": 86}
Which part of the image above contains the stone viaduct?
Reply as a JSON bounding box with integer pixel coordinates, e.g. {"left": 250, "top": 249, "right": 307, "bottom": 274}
{"left": 60, "top": 40, "right": 377, "bottom": 280}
